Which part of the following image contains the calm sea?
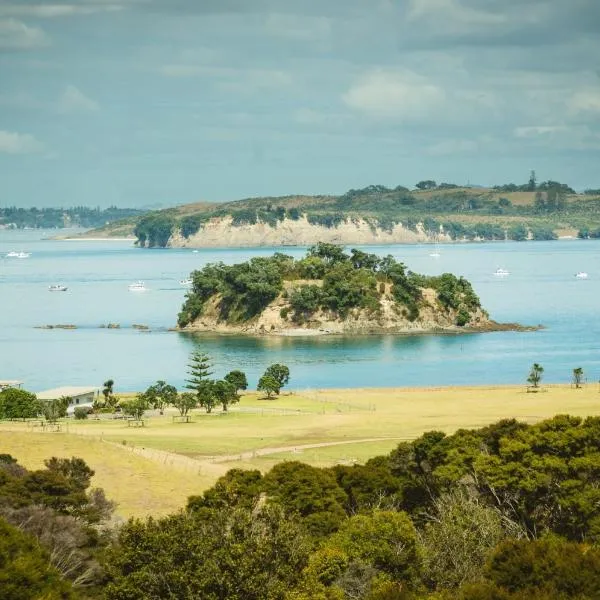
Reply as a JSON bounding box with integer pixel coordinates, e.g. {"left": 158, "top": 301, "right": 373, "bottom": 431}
{"left": 1, "top": 229, "right": 599, "bottom": 392}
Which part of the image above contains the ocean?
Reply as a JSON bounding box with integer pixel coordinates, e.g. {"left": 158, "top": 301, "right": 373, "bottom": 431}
{"left": 1, "top": 229, "right": 598, "bottom": 393}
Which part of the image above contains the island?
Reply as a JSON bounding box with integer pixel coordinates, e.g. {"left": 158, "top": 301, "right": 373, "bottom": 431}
{"left": 177, "top": 244, "right": 515, "bottom": 336}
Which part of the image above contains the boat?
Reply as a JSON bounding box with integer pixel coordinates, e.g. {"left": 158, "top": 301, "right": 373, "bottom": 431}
{"left": 493, "top": 268, "right": 510, "bottom": 277}
{"left": 179, "top": 278, "right": 193, "bottom": 286}
{"left": 6, "top": 251, "right": 30, "bottom": 258}
{"left": 429, "top": 251, "right": 441, "bottom": 258}
{"left": 48, "top": 284, "right": 68, "bottom": 292}
{"left": 575, "top": 272, "right": 588, "bottom": 279}
{"left": 128, "top": 281, "right": 147, "bottom": 291}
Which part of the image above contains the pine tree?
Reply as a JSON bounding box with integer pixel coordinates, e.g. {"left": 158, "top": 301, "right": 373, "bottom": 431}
{"left": 185, "top": 351, "right": 213, "bottom": 395}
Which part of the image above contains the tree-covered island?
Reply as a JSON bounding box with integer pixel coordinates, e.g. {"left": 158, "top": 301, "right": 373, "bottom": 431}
{"left": 178, "top": 243, "right": 513, "bottom": 335}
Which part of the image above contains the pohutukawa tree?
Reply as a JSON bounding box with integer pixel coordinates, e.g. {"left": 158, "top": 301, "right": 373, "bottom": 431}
{"left": 142, "top": 380, "right": 178, "bottom": 415}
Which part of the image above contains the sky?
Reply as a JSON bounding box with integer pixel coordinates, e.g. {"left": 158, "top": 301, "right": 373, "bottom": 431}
{"left": 1, "top": 0, "right": 600, "bottom": 208}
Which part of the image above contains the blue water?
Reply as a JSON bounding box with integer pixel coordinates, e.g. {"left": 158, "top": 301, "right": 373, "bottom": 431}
{"left": 1, "top": 230, "right": 599, "bottom": 392}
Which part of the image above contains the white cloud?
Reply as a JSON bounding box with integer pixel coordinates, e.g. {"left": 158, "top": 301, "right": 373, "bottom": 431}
{"left": 427, "top": 138, "right": 478, "bottom": 155}
{"left": 0, "top": 2, "right": 131, "bottom": 18}
{"left": 265, "top": 13, "right": 331, "bottom": 41}
{"left": 57, "top": 85, "right": 99, "bottom": 113}
{"left": 342, "top": 68, "right": 445, "bottom": 120}
{"left": 514, "top": 125, "right": 569, "bottom": 138}
{"left": 0, "top": 18, "right": 48, "bottom": 49}
{"left": 0, "top": 130, "right": 44, "bottom": 154}
{"left": 568, "top": 89, "right": 600, "bottom": 114}
{"left": 408, "top": 0, "right": 507, "bottom": 27}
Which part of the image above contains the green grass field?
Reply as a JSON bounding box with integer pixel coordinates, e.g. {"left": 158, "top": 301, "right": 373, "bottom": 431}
{"left": 2, "top": 385, "right": 599, "bottom": 518}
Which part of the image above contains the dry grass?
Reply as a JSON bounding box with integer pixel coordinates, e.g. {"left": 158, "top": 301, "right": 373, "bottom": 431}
{"left": 2, "top": 384, "right": 599, "bottom": 518}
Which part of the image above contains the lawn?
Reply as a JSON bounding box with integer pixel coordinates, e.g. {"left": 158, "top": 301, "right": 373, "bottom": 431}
{"left": 1, "top": 384, "right": 598, "bottom": 518}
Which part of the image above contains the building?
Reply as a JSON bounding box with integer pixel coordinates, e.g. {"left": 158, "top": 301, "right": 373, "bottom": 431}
{"left": 36, "top": 386, "right": 99, "bottom": 415}
{"left": 0, "top": 380, "right": 23, "bottom": 391}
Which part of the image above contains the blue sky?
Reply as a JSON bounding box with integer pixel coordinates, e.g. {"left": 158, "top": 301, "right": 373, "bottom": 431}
{"left": 1, "top": 0, "right": 600, "bottom": 208}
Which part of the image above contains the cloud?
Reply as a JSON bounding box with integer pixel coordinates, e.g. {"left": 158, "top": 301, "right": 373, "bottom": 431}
{"left": 0, "top": 130, "right": 45, "bottom": 154}
{"left": 265, "top": 13, "right": 331, "bottom": 41}
{"left": 0, "top": 1, "right": 140, "bottom": 18}
{"left": 0, "top": 18, "right": 48, "bottom": 49}
{"left": 57, "top": 85, "right": 100, "bottom": 113}
{"left": 342, "top": 68, "right": 445, "bottom": 120}
{"left": 427, "top": 138, "right": 479, "bottom": 155}
{"left": 514, "top": 126, "right": 570, "bottom": 138}
{"left": 408, "top": 0, "right": 507, "bottom": 27}
{"left": 568, "top": 89, "right": 600, "bottom": 114}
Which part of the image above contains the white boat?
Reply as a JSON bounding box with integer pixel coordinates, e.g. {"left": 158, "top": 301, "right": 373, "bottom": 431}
{"left": 179, "top": 278, "right": 193, "bottom": 286}
{"left": 575, "top": 272, "right": 588, "bottom": 279}
{"left": 6, "top": 251, "right": 30, "bottom": 258}
{"left": 48, "top": 284, "right": 68, "bottom": 292}
{"left": 128, "top": 281, "right": 147, "bottom": 292}
{"left": 192, "top": 250, "right": 199, "bottom": 254}
{"left": 429, "top": 251, "right": 441, "bottom": 258}
{"left": 493, "top": 268, "right": 510, "bottom": 277}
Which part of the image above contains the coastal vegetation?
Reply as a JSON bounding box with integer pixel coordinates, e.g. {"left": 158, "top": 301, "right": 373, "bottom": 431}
{"left": 3, "top": 405, "right": 600, "bottom": 598}
{"left": 0, "top": 205, "right": 144, "bottom": 230}
{"left": 78, "top": 174, "right": 600, "bottom": 247}
{"left": 177, "top": 243, "right": 486, "bottom": 333}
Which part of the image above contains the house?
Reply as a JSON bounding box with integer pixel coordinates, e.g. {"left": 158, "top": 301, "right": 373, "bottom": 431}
{"left": 36, "top": 386, "right": 99, "bottom": 415}
{"left": 0, "top": 380, "right": 23, "bottom": 392}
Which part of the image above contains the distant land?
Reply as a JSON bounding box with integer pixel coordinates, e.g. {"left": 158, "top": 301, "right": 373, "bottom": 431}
{"left": 56, "top": 177, "right": 600, "bottom": 247}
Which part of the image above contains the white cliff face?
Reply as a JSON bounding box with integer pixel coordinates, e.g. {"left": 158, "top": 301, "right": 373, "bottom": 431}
{"left": 168, "top": 216, "right": 450, "bottom": 248}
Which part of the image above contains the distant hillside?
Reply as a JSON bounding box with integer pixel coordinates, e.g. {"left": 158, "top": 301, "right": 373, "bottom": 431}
{"left": 177, "top": 243, "right": 510, "bottom": 336}
{"left": 78, "top": 180, "right": 600, "bottom": 247}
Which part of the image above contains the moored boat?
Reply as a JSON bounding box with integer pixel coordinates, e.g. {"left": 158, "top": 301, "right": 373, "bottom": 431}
{"left": 48, "top": 284, "right": 68, "bottom": 292}
{"left": 128, "top": 281, "right": 147, "bottom": 291}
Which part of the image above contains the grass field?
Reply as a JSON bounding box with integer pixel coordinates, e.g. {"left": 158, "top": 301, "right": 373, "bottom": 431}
{"left": 2, "top": 384, "right": 599, "bottom": 518}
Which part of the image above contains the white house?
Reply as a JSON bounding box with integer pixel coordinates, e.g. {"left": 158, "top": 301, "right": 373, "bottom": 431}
{"left": 37, "top": 386, "right": 99, "bottom": 415}
{"left": 0, "top": 380, "right": 23, "bottom": 391}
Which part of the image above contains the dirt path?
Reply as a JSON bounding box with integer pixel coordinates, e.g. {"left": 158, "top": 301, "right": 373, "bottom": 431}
{"left": 104, "top": 437, "right": 406, "bottom": 476}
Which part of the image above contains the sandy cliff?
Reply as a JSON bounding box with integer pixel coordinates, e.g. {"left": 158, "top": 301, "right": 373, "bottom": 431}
{"left": 168, "top": 216, "right": 450, "bottom": 248}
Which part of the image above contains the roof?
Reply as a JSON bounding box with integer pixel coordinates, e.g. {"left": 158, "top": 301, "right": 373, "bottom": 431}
{"left": 37, "top": 386, "right": 99, "bottom": 400}
{"left": 0, "top": 380, "right": 23, "bottom": 386}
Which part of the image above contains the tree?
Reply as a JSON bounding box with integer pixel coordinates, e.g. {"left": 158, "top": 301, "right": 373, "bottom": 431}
{"left": 257, "top": 375, "right": 280, "bottom": 398}
{"left": 42, "top": 397, "right": 69, "bottom": 423}
{"left": 265, "top": 363, "right": 290, "bottom": 391}
{"left": 415, "top": 180, "right": 437, "bottom": 190}
{"left": 142, "top": 380, "right": 177, "bottom": 415}
{"left": 212, "top": 379, "right": 239, "bottom": 412}
{"left": 185, "top": 351, "right": 213, "bottom": 396}
{"left": 102, "top": 379, "right": 115, "bottom": 407}
{"left": 527, "top": 169, "right": 536, "bottom": 191}
{"left": 0, "top": 388, "right": 40, "bottom": 420}
{"left": 572, "top": 367, "right": 584, "bottom": 388}
{"left": 197, "top": 380, "right": 218, "bottom": 413}
{"left": 526, "top": 363, "right": 544, "bottom": 388}
{"left": 121, "top": 394, "right": 149, "bottom": 421}
{"left": 224, "top": 370, "right": 248, "bottom": 394}
{"left": 172, "top": 392, "right": 197, "bottom": 417}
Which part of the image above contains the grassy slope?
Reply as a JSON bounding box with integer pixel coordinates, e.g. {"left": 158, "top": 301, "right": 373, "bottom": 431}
{"left": 2, "top": 385, "right": 599, "bottom": 517}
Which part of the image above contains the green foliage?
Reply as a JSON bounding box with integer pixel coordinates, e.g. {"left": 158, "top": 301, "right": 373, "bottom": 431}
{"left": 526, "top": 363, "right": 543, "bottom": 387}
{"left": 265, "top": 364, "right": 290, "bottom": 390}
{"left": 572, "top": 367, "right": 584, "bottom": 388}
{"left": 73, "top": 406, "right": 89, "bottom": 420}
{"left": 133, "top": 213, "right": 176, "bottom": 248}
{"left": 188, "top": 469, "right": 263, "bottom": 511}
{"left": 121, "top": 394, "right": 149, "bottom": 421}
{"left": 0, "top": 388, "right": 40, "bottom": 420}
{"left": 185, "top": 350, "right": 213, "bottom": 393}
{"left": 212, "top": 379, "right": 239, "bottom": 412}
{"left": 42, "top": 397, "right": 69, "bottom": 423}
{"left": 0, "top": 517, "right": 74, "bottom": 600}
{"left": 172, "top": 392, "right": 197, "bottom": 417}
{"left": 224, "top": 370, "right": 248, "bottom": 393}
{"left": 263, "top": 461, "right": 348, "bottom": 539}
{"left": 180, "top": 214, "right": 204, "bottom": 238}
{"left": 104, "top": 505, "right": 311, "bottom": 600}
{"left": 141, "top": 380, "right": 177, "bottom": 414}
{"left": 257, "top": 375, "right": 280, "bottom": 398}
{"left": 290, "top": 284, "right": 323, "bottom": 320}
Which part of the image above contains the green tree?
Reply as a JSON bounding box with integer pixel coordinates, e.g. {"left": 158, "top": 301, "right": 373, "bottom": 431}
{"left": 102, "top": 379, "right": 115, "bottom": 406}
{"left": 526, "top": 363, "right": 544, "bottom": 388}
{"left": 212, "top": 379, "right": 239, "bottom": 412}
{"left": 224, "top": 370, "right": 248, "bottom": 393}
{"left": 185, "top": 351, "right": 213, "bottom": 395}
{"left": 257, "top": 375, "right": 280, "bottom": 398}
{"left": 197, "top": 379, "right": 218, "bottom": 413}
{"left": 42, "top": 397, "right": 69, "bottom": 423}
{"left": 527, "top": 169, "right": 536, "bottom": 192}
{"left": 265, "top": 364, "right": 290, "bottom": 391}
{"left": 0, "top": 388, "right": 40, "bottom": 420}
{"left": 572, "top": 367, "right": 584, "bottom": 388}
{"left": 0, "top": 517, "right": 74, "bottom": 600}
{"left": 142, "top": 380, "right": 177, "bottom": 415}
{"left": 172, "top": 392, "right": 197, "bottom": 417}
{"left": 121, "top": 394, "right": 149, "bottom": 421}
{"left": 415, "top": 180, "right": 437, "bottom": 190}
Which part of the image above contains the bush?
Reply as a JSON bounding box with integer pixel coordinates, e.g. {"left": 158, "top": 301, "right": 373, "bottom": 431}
{"left": 73, "top": 407, "right": 89, "bottom": 420}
